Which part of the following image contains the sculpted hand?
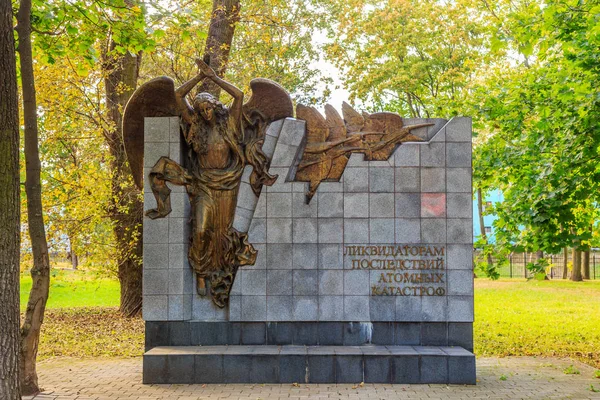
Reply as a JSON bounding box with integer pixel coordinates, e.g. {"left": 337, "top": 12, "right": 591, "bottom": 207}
{"left": 195, "top": 58, "right": 216, "bottom": 78}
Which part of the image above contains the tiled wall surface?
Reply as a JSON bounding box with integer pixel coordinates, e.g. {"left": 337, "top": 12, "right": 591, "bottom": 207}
{"left": 142, "top": 116, "right": 473, "bottom": 324}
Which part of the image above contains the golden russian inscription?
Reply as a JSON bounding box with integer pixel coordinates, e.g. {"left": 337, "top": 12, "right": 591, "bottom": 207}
{"left": 344, "top": 245, "right": 447, "bottom": 297}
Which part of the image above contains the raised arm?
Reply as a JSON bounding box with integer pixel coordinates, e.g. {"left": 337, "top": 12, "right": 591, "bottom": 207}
{"left": 195, "top": 59, "right": 243, "bottom": 122}
{"left": 175, "top": 72, "right": 205, "bottom": 124}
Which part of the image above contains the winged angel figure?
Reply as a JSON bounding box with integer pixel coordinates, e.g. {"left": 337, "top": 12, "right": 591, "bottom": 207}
{"left": 123, "top": 59, "right": 293, "bottom": 307}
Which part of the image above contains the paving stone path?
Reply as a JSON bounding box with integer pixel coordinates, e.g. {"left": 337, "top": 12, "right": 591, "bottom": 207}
{"left": 25, "top": 356, "right": 599, "bottom": 399}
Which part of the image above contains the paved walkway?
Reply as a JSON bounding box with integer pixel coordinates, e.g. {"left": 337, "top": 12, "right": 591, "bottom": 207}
{"left": 26, "top": 356, "right": 599, "bottom": 399}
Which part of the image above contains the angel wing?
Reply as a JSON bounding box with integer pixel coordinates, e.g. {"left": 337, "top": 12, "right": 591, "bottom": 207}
{"left": 122, "top": 77, "right": 179, "bottom": 190}
{"left": 241, "top": 78, "right": 294, "bottom": 196}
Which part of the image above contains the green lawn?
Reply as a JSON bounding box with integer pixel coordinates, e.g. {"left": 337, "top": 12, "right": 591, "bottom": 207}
{"left": 20, "top": 269, "right": 120, "bottom": 311}
{"left": 475, "top": 279, "right": 600, "bottom": 368}
{"left": 21, "top": 271, "right": 600, "bottom": 367}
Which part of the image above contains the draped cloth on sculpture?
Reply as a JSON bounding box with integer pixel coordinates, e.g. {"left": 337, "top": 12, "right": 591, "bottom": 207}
{"left": 147, "top": 121, "right": 257, "bottom": 307}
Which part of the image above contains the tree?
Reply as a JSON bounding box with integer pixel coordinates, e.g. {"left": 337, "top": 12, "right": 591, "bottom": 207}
{"left": 471, "top": 0, "right": 600, "bottom": 264}
{"left": 0, "top": 0, "right": 21, "bottom": 396}
{"left": 322, "top": 0, "right": 484, "bottom": 116}
{"left": 16, "top": 0, "right": 51, "bottom": 394}
{"left": 199, "top": 0, "right": 240, "bottom": 98}
{"left": 103, "top": 37, "right": 144, "bottom": 317}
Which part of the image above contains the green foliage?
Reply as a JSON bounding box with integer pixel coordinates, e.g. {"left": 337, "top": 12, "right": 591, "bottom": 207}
{"left": 526, "top": 257, "right": 549, "bottom": 276}
{"left": 564, "top": 365, "right": 581, "bottom": 375}
{"left": 322, "top": 0, "right": 485, "bottom": 117}
{"left": 472, "top": 0, "right": 600, "bottom": 256}
{"left": 499, "top": 374, "right": 508, "bottom": 381}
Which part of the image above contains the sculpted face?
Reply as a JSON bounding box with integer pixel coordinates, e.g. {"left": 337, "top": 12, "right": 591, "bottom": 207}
{"left": 194, "top": 99, "right": 214, "bottom": 121}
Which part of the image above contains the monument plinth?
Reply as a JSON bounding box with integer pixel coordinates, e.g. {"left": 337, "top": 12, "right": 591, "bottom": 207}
{"left": 140, "top": 112, "right": 475, "bottom": 384}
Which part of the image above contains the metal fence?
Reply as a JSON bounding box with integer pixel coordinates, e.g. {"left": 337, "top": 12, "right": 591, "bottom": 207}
{"left": 474, "top": 251, "right": 600, "bottom": 279}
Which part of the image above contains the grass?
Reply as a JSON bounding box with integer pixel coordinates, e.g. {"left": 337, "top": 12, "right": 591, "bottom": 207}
{"left": 20, "top": 269, "right": 119, "bottom": 311}
{"left": 474, "top": 279, "right": 600, "bottom": 368}
{"left": 21, "top": 271, "right": 600, "bottom": 367}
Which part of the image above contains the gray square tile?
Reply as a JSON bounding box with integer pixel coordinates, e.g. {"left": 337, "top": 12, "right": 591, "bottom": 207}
{"left": 319, "top": 244, "right": 343, "bottom": 269}
{"left": 344, "top": 219, "right": 369, "bottom": 243}
{"left": 344, "top": 296, "right": 369, "bottom": 321}
{"left": 168, "top": 269, "right": 184, "bottom": 294}
{"left": 318, "top": 192, "right": 344, "bottom": 217}
{"left": 369, "top": 219, "right": 395, "bottom": 244}
{"left": 293, "top": 270, "right": 318, "bottom": 295}
{"left": 143, "top": 295, "right": 168, "bottom": 321}
{"left": 370, "top": 193, "right": 395, "bottom": 217}
{"left": 144, "top": 218, "right": 168, "bottom": 245}
{"left": 447, "top": 219, "right": 473, "bottom": 244}
{"left": 422, "top": 296, "right": 448, "bottom": 322}
{"left": 248, "top": 218, "right": 266, "bottom": 243}
{"left": 395, "top": 296, "right": 422, "bottom": 322}
{"left": 448, "top": 296, "right": 474, "bottom": 322}
{"left": 228, "top": 296, "right": 241, "bottom": 321}
{"left": 145, "top": 117, "right": 170, "bottom": 142}
{"left": 318, "top": 181, "right": 344, "bottom": 192}
{"left": 447, "top": 168, "right": 471, "bottom": 193}
{"left": 292, "top": 218, "right": 318, "bottom": 243}
{"left": 267, "top": 192, "right": 292, "bottom": 217}
{"left": 293, "top": 243, "right": 318, "bottom": 269}
{"left": 395, "top": 167, "right": 420, "bottom": 192}
{"left": 192, "top": 294, "right": 216, "bottom": 320}
{"left": 370, "top": 296, "right": 395, "bottom": 321}
{"left": 319, "top": 270, "right": 343, "bottom": 295}
{"left": 241, "top": 270, "right": 266, "bottom": 296}
{"left": 319, "top": 296, "right": 344, "bottom": 321}
{"left": 168, "top": 244, "right": 187, "bottom": 269}
{"left": 271, "top": 143, "right": 300, "bottom": 168}
{"left": 344, "top": 193, "right": 369, "bottom": 218}
{"left": 394, "top": 144, "right": 419, "bottom": 166}
{"left": 343, "top": 167, "right": 369, "bottom": 192}
{"left": 446, "top": 117, "right": 472, "bottom": 142}
{"left": 447, "top": 193, "right": 473, "bottom": 218}
{"left": 267, "top": 270, "right": 292, "bottom": 295}
{"left": 448, "top": 270, "right": 473, "bottom": 295}
{"left": 395, "top": 219, "right": 421, "bottom": 243}
{"left": 266, "top": 218, "right": 292, "bottom": 243}
{"left": 144, "top": 269, "right": 168, "bottom": 295}
{"left": 241, "top": 296, "right": 267, "bottom": 321}
{"left": 144, "top": 244, "right": 168, "bottom": 270}
{"left": 395, "top": 193, "right": 420, "bottom": 218}
{"left": 318, "top": 219, "right": 343, "bottom": 243}
{"left": 446, "top": 142, "right": 472, "bottom": 167}
{"left": 292, "top": 192, "right": 317, "bottom": 217}
{"left": 144, "top": 142, "right": 169, "bottom": 168}
{"left": 168, "top": 295, "right": 186, "bottom": 320}
{"left": 421, "top": 168, "right": 445, "bottom": 192}
{"left": 420, "top": 143, "right": 445, "bottom": 167}
{"left": 293, "top": 296, "right": 318, "bottom": 320}
{"left": 267, "top": 244, "right": 292, "bottom": 269}
{"left": 447, "top": 244, "right": 473, "bottom": 270}
{"left": 370, "top": 167, "right": 394, "bottom": 192}
{"left": 344, "top": 270, "right": 369, "bottom": 295}
{"left": 267, "top": 296, "right": 293, "bottom": 321}
{"left": 421, "top": 219, "right": 446, "bottom": 243}
{"left": 236, "top": 182, "right": 258, "bottom": 211}
{"left": 421, "top": 193, "right": 447, "bottom": 218}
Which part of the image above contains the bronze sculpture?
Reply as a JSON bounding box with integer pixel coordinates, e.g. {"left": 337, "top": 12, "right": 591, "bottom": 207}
{"left": 295, "top": 103, "right": 433, "bottom": 203}
{"left": 123, "top": 59, "right": 293, "bottom": 307}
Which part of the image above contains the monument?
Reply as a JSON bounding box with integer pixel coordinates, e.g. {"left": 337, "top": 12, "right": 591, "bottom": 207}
{"left": 125, "top": 60, "right": 475, "bottom": 384}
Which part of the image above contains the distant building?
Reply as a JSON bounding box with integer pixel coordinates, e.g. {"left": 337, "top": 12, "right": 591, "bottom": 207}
{"left": 472, "top": 190, "right": 503, "bottom": 243}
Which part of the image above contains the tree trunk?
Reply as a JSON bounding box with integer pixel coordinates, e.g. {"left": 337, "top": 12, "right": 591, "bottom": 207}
{"left": 68, "top": 236, "right": 78, "bottom": 270}
{"left": 198, "top": 0, "right": 241, "bottom": 98}
{"left": 17, "top": 0, "right": 51, "bottom": 395}
{"left": 476, "top": 188, "right": 493, "bottom": 268}
{"left": 103, "top": 38, "right": 144, "bottom": 317}
{"left": 562, "top": 247, "right": 568, "bottom": 279}
{"left": 571, "top": 248, "right": 582, "bottom": 282}
{"left": 582, "top": 250, "right": 590, "bottom": 280}
{"left": 0, "top": 0, "right": 22, "bottom": 396}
